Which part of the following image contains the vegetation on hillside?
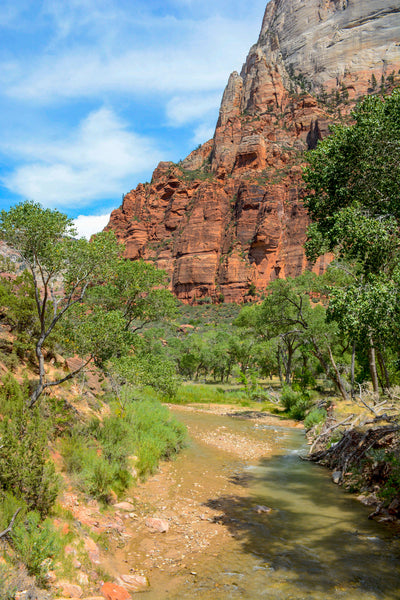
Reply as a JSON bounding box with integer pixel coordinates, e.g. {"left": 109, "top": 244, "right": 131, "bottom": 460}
{"left": 0, "top": 90, "right": 399, "bottom": 592}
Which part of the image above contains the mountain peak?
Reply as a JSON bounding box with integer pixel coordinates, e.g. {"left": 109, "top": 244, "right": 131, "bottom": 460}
{"left": 106, "top": 0, "right": 400, "bottom": 303}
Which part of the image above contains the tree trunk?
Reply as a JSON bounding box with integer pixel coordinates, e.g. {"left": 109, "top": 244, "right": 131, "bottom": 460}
{"left": 326, "top": 344, "right": 349, "bottom": 402}
{"left": 351, "top": 341, "right": 356, "bottom": 399}
{"left": 276, "top": 350, "right": 283, "bottom": 385}
{"left": 30, "top": 336, "right": 46, "bottom": 407}
{"left": 377, "top": 349, "right": 390, "bottom": 391}
{"left": 368, "top": 336, "right": 379, "bottom": 395}
{"left": 310, "top": 338, "right": 348, "bottom": 401}
{"left": 285, "top": 346, "right": 293, "bottom": 385}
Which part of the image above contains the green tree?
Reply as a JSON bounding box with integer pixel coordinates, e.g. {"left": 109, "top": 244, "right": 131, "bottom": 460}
{"left": 87, "top": 258, "right": 177, "bottom": 332}
{"left": 0, "top": 201, "right": 122, "bottom": 405}
{"left": 303, "top": 90, "right": 400, "bottom": 392}
{"left": 236, "top": 274, "right": 350, "bottom": 399}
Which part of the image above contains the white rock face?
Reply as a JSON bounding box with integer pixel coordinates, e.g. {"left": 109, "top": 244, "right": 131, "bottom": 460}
{"left": 219, "top": 0, "right": 400, "bottom": 116}
{"left": 257, "top": 0, "right": 400, "bottom": 84}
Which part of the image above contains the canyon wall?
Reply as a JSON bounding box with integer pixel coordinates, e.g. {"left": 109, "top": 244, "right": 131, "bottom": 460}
{"left": 106, "top": 0, "right": 400, "bottom": 302}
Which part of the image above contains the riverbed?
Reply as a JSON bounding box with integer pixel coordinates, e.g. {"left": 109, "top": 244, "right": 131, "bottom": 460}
{"left": 105, "top": 405, "right": 400, "bottom": 599}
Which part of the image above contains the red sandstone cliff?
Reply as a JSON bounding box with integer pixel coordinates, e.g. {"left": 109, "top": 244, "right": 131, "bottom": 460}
{"left": 106, "top": 0, "right": 400, "bottom": 303}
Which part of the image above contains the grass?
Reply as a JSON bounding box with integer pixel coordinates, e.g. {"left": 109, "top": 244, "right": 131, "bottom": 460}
{"left": 175, "top": 382, "right": 248, "bottom": 405}
{"left": 60, "top": 392, "right": 187, "bottom": 499}
{"left": 174, "top": 381, "right": 287, "bottom": 415}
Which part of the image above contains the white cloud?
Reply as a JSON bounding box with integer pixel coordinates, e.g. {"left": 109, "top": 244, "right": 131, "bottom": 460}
{"left": 192, "top": 123, "right": 215, "bottom": 146}
{"left": 1, "top": 107, "right": 162, "bottom": 208}
{"left": 73, "top": 212, "right": 111, "bottom": 239}
{"left": 0, "top": 0, "right": 268, "bottom": 214}
{"left": 166, "top": 92, "right": 221, "bottom": 127}
{"left": 3, "top": 13, "right": 262, "bottom": 103}
{"left": 4, "top": 47, "right": 228, "bottom": 102}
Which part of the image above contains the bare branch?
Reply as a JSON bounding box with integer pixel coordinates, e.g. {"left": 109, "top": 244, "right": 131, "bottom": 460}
{"left": 0, "top": 508, "right": 22, "bottom": 539}
{"left": 356, "top": 383, "right": 380, "bottom": 416}
{"left": 29, "top": 354, "right": 93, "bottom": 408}
{"left": 309, "top": 415, "right": 355, "bottom": 454}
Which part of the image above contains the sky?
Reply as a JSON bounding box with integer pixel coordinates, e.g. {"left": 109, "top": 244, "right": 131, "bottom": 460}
{"left": 0, "top": 0, "right": 267, "bottom": 238}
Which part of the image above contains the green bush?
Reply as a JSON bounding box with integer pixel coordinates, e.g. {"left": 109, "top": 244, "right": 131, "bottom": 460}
{"left": 61, "top": 434, "right": 127, "bottom": 502}
{"left": 11, "top": 511, "right": 62, "bottom": 585}
{"left": 0, "top": 376, "right": 59, "bottom": 516}
{"left": 377, "top": 452, "right": 400, "bottom": 504}
{"left": 81, "top": 454, "right": 117, "bottom": 502}
{"left": 61, "top": 397, "right": 186, "bottom": 496}
{"left": 90, "top": 415, "right": 132, "bottom": 466}
{"left": 280, "top": 385, "right": 312, "bottom": 420}
{"left": 0, "top": 564, "right": 17, "bottom": 600}
{"left": 128, "top": 400, "right": 187, "bottom": 478}
{"left": 304, "top": 408, "right": 327, "bottom": 429}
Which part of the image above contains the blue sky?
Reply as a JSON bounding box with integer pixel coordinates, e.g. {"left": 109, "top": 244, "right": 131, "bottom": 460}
{"left": 0, "top": 0, "right": 267, "bottom": 237}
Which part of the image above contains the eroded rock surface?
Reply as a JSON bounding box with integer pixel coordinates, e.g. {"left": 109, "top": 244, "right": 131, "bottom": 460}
{"left": 106, "top": 0, "right": 400, "bottom": 302}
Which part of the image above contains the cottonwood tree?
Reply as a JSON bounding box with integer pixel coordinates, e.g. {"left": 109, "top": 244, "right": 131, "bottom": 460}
{"left": 236, "top": 274, "right": 350, "bottom": 399}
{"left": 87, "top": 258, "right": 177, "bottom": 332}
{"left": 303, "top": 90, "right": 400, "bottom": 393}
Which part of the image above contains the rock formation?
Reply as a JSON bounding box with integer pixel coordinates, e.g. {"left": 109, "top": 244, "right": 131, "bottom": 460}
{"left": 106, "top": 0, "right": 400, "bottom": 303}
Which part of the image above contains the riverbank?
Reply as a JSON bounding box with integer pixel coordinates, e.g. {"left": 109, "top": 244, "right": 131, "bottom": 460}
{"left": 98, "top": 405, "right": 300, "bottom": 598}
{"left": 94, "top": 402, "right": 400, "bottom": 600}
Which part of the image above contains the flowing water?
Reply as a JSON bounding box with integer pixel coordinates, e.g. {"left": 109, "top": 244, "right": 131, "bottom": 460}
{"left": 124, "top": 409, "right": 400, "bottom": 599}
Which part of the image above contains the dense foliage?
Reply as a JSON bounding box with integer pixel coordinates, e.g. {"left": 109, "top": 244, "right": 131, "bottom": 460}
{"left": 304, "top": 90, "right": 400, "bottom": 393}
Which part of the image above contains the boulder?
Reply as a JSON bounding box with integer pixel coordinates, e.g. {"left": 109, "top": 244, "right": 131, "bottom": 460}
{"left": 57, "top": 582, "right": 83, "bottom": 598}
{"left": 114, "top": 502, "right": 135, "bottom": 512}
{"left": 101, "top": 582, "right": 131, "bottom": 600}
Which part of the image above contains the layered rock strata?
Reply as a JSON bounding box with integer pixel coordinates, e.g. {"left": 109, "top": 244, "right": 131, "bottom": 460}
{"left": 106, "top": 0, "right": 400, "bottom": 302}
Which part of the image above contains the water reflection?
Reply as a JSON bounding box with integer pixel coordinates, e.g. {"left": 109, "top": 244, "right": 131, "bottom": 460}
{"left": 167, "top": 410, "right": 400, "bottom": 600}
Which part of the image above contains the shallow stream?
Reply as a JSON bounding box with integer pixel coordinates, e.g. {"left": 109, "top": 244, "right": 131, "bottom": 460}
{"left": 125, "top": 408, "right": 400, "bottom": 599}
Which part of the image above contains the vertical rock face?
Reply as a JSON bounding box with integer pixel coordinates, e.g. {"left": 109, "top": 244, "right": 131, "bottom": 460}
{"left": 106, "top": 0, "right": 400, "bottom": 303}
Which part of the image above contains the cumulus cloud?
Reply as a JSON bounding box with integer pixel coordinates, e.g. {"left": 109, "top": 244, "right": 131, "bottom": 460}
{"left": 1, "top": 107, "right": 162, "bottom": 208}
{"left": 73, "top": 212, "right": 111, "bottom": 239}
{"left": 0, "top": 0, "right": 267, "bottom": 214}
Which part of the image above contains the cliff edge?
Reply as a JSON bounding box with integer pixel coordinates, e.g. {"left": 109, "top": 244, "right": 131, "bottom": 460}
{"left": 106, "top": 0, "right": 400, "bottom": 302}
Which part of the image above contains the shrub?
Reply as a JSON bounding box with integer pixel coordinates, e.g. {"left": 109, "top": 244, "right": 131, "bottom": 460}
{"left": 0, "top": 376, "right": 59, "bottom": 516}
{"left": 61, "top": 395, "right": 186, "bottom": 497}
{"left": 128, "top": 400, "right": 187, "bottom": 478}
{"left": 81, "top": 454, "right": 117, "bottom": 502}
{"left": 0, "top": 564, "right": 17, "bottom": 600}
{"left": 304, "top": 408, "right": 327, "bottom": 429}
{"left": 280, "top": 385, "right": 312, "bottom": 420}
{"left": 89, "top": 415, "right": 132, "bottom": 466}
{"left": 11, "top": 511, "right": 62, "bottom": 585}
{"left": 376, "top": 452, "right": 400, "bottom": 504}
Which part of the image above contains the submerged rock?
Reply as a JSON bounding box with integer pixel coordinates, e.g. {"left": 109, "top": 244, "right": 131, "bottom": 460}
{"left": 253, "top": 505, "right": 272, "bottom": 514}
{"left": 145, "top": 517, "right": 169, "bottom": 533}
{"left": 116, "top": 574, "right": 149, "bottom": 592}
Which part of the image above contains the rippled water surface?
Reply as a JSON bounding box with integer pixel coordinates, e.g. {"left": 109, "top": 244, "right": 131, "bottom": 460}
{"left": 145, "top": 410, "right": 400, "bottom": 599}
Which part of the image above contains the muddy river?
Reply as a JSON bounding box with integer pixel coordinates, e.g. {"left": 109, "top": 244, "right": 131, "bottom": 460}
{"left": 107, "top": 407, "right": 400, "bottom": 599}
